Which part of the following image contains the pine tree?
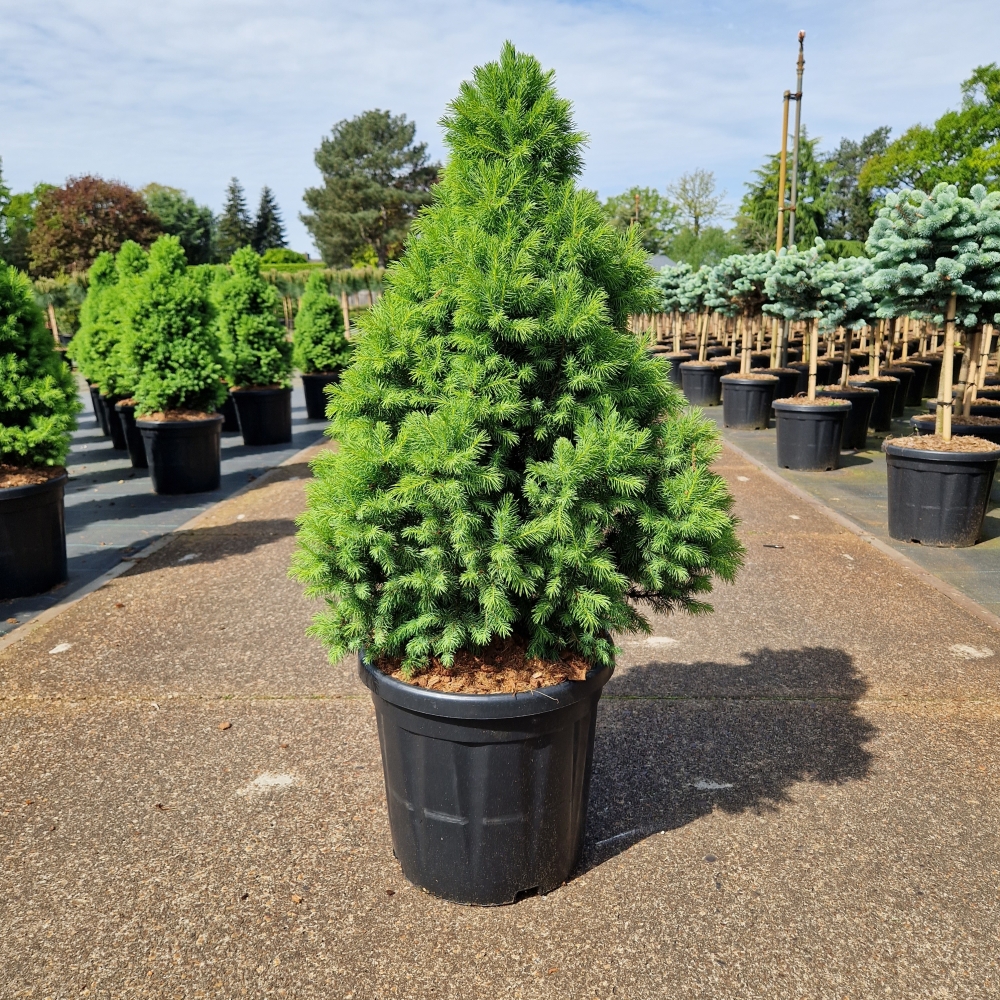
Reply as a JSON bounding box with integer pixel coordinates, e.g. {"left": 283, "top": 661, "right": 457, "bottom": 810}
{"left": 0, "top": 260, "right": 80, "bottom": 467}
{"left": 216, "top": 246, "right": 292, "bottom": 389}
{"left": 292, "top": 44, "right": 743, "bottom": 676}
{"left": 293, "top": 271, "right": 352, "bottom": 374}
{"left": 253, "top": 187, "right": 286, "bottom": 254}
{"left": 217, "top": 178, "right": 253, "bottom": 261}
{"left": 125, "top": 236, "right": 227, "bottom": 416}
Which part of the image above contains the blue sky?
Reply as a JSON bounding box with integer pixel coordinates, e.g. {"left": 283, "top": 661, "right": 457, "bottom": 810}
{"left": 3, "top": 1, "right": 999, "bottom": 254}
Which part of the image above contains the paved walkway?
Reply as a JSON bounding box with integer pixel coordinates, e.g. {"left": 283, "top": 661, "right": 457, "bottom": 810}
{"left": 705, "top": 402, "right": 1000, "bottom": 621}
{"left": 1, "top": 443, "right": 999, "bottom": 997}
{"left": 0, "top": 378, "right": 326, "bottom": 639}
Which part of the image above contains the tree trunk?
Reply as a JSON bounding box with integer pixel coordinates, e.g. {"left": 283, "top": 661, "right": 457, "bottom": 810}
{"left": 840, "top": 327, "right": 851, "bottom": 388}
{"left": 807, "top": 317, "right": 819, "bottom": 401}
{"left": 936, "top": 293, "right": 958, "bottom": 440}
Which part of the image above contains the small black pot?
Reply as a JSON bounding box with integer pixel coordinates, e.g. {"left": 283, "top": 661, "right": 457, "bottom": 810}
{"left": 219, "top": 394, "right": 241, "bottom": 433}
{"left": 818, "top": 386, "right": 878, "bottom": 450}
{"left": 360, "top": 655, "right": 612, "bottom": 905}
{"left": 87, "top": 383, "right": 102, "bottom": 421}
{"left": 721, "top": 375, "right": 778, "bottom": 430}
{"left": 661, "top": 352, "right": 693, "bottom": 387}
{"left": 138, "top": 415, "right": 223, "bottom": 495}
{"left": 99, "top": 395, "right": 128, "bottom": 451}
{"left": 91, "top": 385, "right": 110, "bottom": 436}
{"left": 772, "top": 399, "right": 852, "bottom": 471}
{"left": 785, "top": 346, "right": 802, "bottom": 363}
{"left": 975, "top": 387, "right": 1000, "bottom": 402}
{"left": 919, "top": 355, "right": 943, "bottom": 398}
{"left": 716, "top": 356, "right": 742, "bottom": 375}
{"left": 883, "top": 367, "right": 915, "bottom": 417}
{"left": 924, "top": 400, "right": 1000, "bottom": 419}
{"left": 849, "top": 351, "right": 869, "bottom": 375}
{"left": 679, "top": 362, "right": 725, "bottom": 406}
{"left": 706, "top": 345, "right": 730, "bottom": 359}
{"left": 761, "top": 367, "right": 802, "bottom": 400}
{"left": 231, "top": 387, "right": 293, "bottom": 446}
{"left": 911, "top": 414, "right": 1000, "bottom": 446}
{"left": 897, "top": 359, "right": 930, "bottom": 403}
{"left": 114, "top": 401, "right": 149, "bottom": 469}
{"left": 0, "top": 473, "right": 68, "bottom": 600}
{"left": 849, "top": 377, "right": 899, "bottom": 432}
{"left": 823, "top": 356, "right": 845, "bottom": 384}
{"left": 301, "top": 372, "right": 340, "bottom": 420}
{"left": 750, "top": 351, "right": 772, "bottom": 369}
{"left": 787, "top": 360, "right": 833, "bottom": 393}
{"left": 885, "top": 440, "right": 1000, "bottom": 547}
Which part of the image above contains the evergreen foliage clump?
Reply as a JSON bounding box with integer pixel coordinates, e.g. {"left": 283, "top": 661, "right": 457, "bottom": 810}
{"left": 216, "top": 247, "right": 292, "bottom": 388}
{"left": 816, "top": 255, "right": 874, "bottom": 332}
{"left": 653, "top": 262, "right": 691, "bottom": 314}
{"left": 763, "top": 240, "right": 827, "bottom": 322}
{"left": 126, "top": 236, "right": 227, "bottom": 416}
{"left": 293, "top": 272, "right": 352, "bottom": 374}
{"left": 0, "top": 260, "right": 80, "bottom": 467}
{"left": 292, "top": 44, "right": 743, "bottom": 676}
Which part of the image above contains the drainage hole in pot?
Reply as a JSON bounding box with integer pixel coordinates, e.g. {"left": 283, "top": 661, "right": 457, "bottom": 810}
{"left": 513, "top": 885, "right": 540, "bottom": 903}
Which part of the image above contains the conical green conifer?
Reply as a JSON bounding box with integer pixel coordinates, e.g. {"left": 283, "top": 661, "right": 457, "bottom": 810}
{"left": 216, "top": 247, "right": 292, "bottom": 389}
{"left": 0, "top": 261, "right": 80, "bottom": 467}
{"left": 293, "top": 271, "right": 352, "bottom": 375}
{"left": 292, "top": 44, "right": 742, "bottom": 675}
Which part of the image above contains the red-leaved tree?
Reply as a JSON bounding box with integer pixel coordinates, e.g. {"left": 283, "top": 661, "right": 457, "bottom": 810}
{"left": 28, "top": 176, "right": 162, "bottom": 277}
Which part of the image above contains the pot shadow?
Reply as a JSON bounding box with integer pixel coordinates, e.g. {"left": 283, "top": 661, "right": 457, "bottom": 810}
{"left": 836, "top": 452, "right": 873, "bottom": 468}
{"left": 581, "top": 646, "right": 876, "bottom": 871}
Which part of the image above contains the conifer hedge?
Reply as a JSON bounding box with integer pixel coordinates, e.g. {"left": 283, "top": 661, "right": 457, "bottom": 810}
{"left": 293, "top": 271, "right": 352, "bottom": 374}
{"left": 293, "top": 45, "right": 742, "bottom": 675}
{"left": 0, "top": 261, "right": 80, "bottom": 467}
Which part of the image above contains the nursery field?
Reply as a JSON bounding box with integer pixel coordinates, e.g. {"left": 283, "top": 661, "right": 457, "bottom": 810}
{"left": 1, "top": 437, "right": 998, "bottom": 997}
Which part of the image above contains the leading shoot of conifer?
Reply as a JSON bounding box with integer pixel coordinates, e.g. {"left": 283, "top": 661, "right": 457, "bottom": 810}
{"left": 293, "top": 45, "right": 743, "bottom": 681}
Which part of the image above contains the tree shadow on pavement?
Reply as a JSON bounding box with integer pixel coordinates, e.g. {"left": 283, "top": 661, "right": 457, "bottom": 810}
{"left": 582, "top": 646, "right": 876, "bottom": 871}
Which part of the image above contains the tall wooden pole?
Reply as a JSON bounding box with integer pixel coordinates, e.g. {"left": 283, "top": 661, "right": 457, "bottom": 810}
{"left": 937, "top": 293, "right": 958, "bottom": 440}
{"left": 775, "top": 91, "right": 791, "bottom": 252}
{"left": 786, "top": 31, "right": 806, "bottom": 248}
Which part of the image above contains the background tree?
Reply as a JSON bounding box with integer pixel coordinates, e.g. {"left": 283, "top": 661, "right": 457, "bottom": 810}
{"left": 27, "top": 175, "right": 160, "bottom": 277}
{"left": 301, "top": 109, "right": 440, "bottom": 267}
{"left": 601, "top": 186, "right": 679, "bottom": 253}
{"left": 0, "top": 161, "right": 53, "bottom": 272}
{"left": 142, "top": 184, "right": 215, "bottom": 265}
{"left": 666, "top": 169, "right": 726, "bottom": 237}
{"left": 823, "top": 127, "right": 891, "bottom": 241}
{"left": 253, "top": 186, "right": 287, "bottom": 254}
{"left": 861, "top": 65, "right": 1000, "bottom": 196}
{"left": 216, "top": 177, "right": 253, "bottom": 260}
{"left": 667, "top": 226, "right": 740, "bottom": 269}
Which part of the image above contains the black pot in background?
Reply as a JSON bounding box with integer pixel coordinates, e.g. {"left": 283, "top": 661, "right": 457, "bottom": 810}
{"left": 849, "top": 351, "right": 869, "bottom": 375}
{"left": 984, "top": 374, "right": 1000, "bottom": 387}
{"left": 231, "top": 387, "right": 293, "bottom": 446}
{"left": 90, "top": 385, "right": 110, "bottom": 436}
{"left": 219, "top": 394, "right": 241, "bottom": 433}
{"left": 301, "top": 372, "right": 340, "bottom": 420}
{"left": 138, "top": 414, "right": 223, "bottom": 495}
{"left": 885, "top": 440, "right": 1000, "bottom": 547}
{"left": 114, "top": 401, "right": 149, "bottom": 470}
{"left": 818, "top": 385, "right": 878, "bottom": 450}
{"left": 717, "top": 356, "right": 742, "bottom": 375}
{"left": 882, "top": 367, "right": 915, "bottom": 417}
{"left": 706, "top": 345, "right": 730, "bottom": 359}
{"left": 658, "top": 352, "right": 693, "bottom": 388}
{"left": 924, "top": 400, "right": 1000, "bottom": 419}
{"left": 918, "top": 355, "right": 943, "bottom": 398}
{"left": 823, "top": 356, "right": 845, "bottom": 385}
{"left": 911, "top": 414, "right": 1000, "bottom": 446}
{"left": 897, "top": 359, "right": 931, "bottom": 404}
{"left": 772, "top": 399, "right": 852, "bottom": 471}
{"left": 721, "top": 374, "right": 778, "bottom": 430}
{"left": 785, "top": 346, "right": 802, "bottom": 363}
{"left": 0, "top": 472, "right": 68, "bottom": 600}
{"left": 760, "top": 367, "right": 802, "bottom": 400}
{"left": 359, "top": 655, "right": 613, "bottom": 905}
{"left": 975, "top": 387, "right": 1000, "bottom": 401}
{"left": 99, "top": 395, "right": 128, "bottom": 451}
{"left": 750, "top": 351, "right": 772, "bottom": 369}
{"left": 849, "top": 376, "right": 899, "bottom": 432}
{"left": 679, "top": 361, "right": 726, "bottom": 406}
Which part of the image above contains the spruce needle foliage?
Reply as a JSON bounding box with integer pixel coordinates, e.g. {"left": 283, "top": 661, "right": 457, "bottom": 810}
{"left": 216, "top": 247, "right": 292, "bottom": 388}
{"left": 292, "top": 44, "right": 743, "bottom": 676}
{"left": 763, "top": 240, "right": 827, "bottom": 322}
{"left": 126, "top": 236, "right": 227, "bottom": 416}
{"left": 0, "top": 260, "right": 80, "bottom": 466}
{"left": 293, "top": 271, "right": 353, "bottom": 375}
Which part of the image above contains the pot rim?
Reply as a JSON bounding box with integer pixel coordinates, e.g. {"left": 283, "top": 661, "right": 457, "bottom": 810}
{"left": 135, "top": 413, "right": 225, "bottom": 429}
{"left": 720, "top": 373, "right": 779, "bottom": 384}
{"left": 0, "top": 471, "right": 68, "bottom": 502}
{"left": 358, "top": 653, "right": 614, "bottom": 720}
{"left": 772, "top": 399, "right": 852, "bottom": 413}
{"left": 885, "top": 441, "right": 1000, "bottom": 462}
{"left": 679, "top": 360, "right": 727, "bottom": 370}
{"left": 818, "top": 385, "right": 879, "bottom": 396}
{"left": 229, "top": 385, "right": 292, "bottom": 395}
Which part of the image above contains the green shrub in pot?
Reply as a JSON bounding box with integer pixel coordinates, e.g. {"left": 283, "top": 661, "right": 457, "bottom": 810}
{"left": 293, "top": 271, "right": 352, "bottom": 375}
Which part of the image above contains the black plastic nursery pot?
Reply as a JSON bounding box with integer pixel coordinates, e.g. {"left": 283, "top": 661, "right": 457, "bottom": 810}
{"left": 899, "top": 359, "right": 930, "bottom": 404}
{"left": 138, "top": 414, "right": 223, "bottom": 495}
{"left": 679, "top": 361, "right": 726, "bottom": 406}
{"left": 88, "top": 383, "right": 102, "bottom": 421}
{"left": 360, "top": 655, "right": 613, "bottom": 905}
{"left": 772, "top": 399, "right": 852, "bottom": 471}
{"left": 0, "top": 473, "right": 68, "bottom": 600}
{"left": 231, "top": 387, "right": 293, "bottom": 446}
{"left": 761, "top": 367, "right": 802, "bottom": 400}
{"left": 911, "top": 414, "right": 1000, "bottom": 446}
{"left": 100, "top": 395, "right": 129, "bottom": 451}
{"left": 849, "top": 376, "right": 899, "bottom": 432}
{"left": 91, "top": 385, "right": 110, "bottom": 436}
{"left": 706, "top": 345, "right": 729, "bottom": 359}
{"left": 301, "top": 372, "right": 339, "bottom": 420}
{"left": 818, "top": 385, "right": 878, "bottom": 450}
{"left": 885, "top": 440, "right": 1000, "bottom": 547}
{"left": 750, "top": 351, "right": 772, "bottom": 370}
{"left": 114, "top": 401, "right": 149, "bottom": 469}
{"left": 822, "top": 356, "right": 844, "bottom": 384}
{"left": 883, "top": 367, "right": 915, "bottom": 418}
{"left": 661, "top": 352, "right": 693, "bottom": 387}
{"left": 923, "top": 400, "right": 1000, "bottom": 419}
{"left": 717, "top": 356, "right": 742, "bottom": 375}
{"left": 720, "top": 374, "right": 778, "bottom": 430}
{"left": 975, "top": 387, "right": 1000, "bottom": 402}
{"left": 849, "top": 351, "right": 869, "bottom": 375}
{"left": 219, "top": 394, "right": 241, "bottom": 433}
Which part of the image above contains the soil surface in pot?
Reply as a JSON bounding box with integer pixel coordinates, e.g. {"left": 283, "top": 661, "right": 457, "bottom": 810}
{"left": 139, "top": 410, "right": 217, "bottom": 422}
{"left": 0, "top": 464, "right": 66, "bottom": 489}
{"left": 887, "top": 433, "right": 999, "bottom": 453}
{"left": 777, "top": 395, "right": 849, "bottom": 406}
{"left": 232, "top": 384, "right": 286, "bottom": 392}
{"left": 376, "top": 635, "right": 590, "bottom": 694}
{"left": 722, "top": 372, "right": 778, "bottom": 380}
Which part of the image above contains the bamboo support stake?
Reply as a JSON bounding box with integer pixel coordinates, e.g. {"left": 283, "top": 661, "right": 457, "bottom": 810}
{"left": 806, "top": 317, "right": 819, "bottom": 400}
{"left": 776, "top": 91, "right": 791, "bottom": 251}
{"left": 977, "top": 324, "right": 993, "bottom": 390}
{"left": 786, "top": 32, "right": 806, "bottom": 247}
{"left": 47, "top": 303, "right": 60, "bottom": 344}
{"left": 955, "top": 329, "right": 974, "bottom": 418}
{"left": 937, "top": 294, "right": 957, "bottom": 440}
{"left": 840, "top": 326, "right": 852, "bottom": 388}
{"left": 341, "top": 291, "right": 351, "bottom": 339}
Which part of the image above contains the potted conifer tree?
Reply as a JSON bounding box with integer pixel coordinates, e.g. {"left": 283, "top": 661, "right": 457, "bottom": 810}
{"left": 0, "top": 260, "right": 81, "bottom": 598}
{"left": 293, "top": 271, "right": 353, "bottom": 419}
{"left": 867, "top": 184, "right": 1000, "bottom": 546}
{"left": 217, "top": 248, "right": 293, "bottom": 445}
{"left": 653, "top": 263, "right": 693, "bottom": 384}
{"left": 677, "top": 266, "right": 727, "bottom": 405}
{"left": 292, "top": 45, "right": 743, "bottom": 905}
{"left": 765, "top": 241, "right": 852, "bottom": 470}
{"left": 128, "top": 237, "right": 228, "bottom": 495}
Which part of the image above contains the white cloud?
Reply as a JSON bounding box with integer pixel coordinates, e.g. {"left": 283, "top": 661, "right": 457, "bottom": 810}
{"left": 2, "top": 0, "right": 998, "bottom": 253}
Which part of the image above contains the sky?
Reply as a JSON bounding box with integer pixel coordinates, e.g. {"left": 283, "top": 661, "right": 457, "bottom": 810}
{"left": 2, "top": 0, "right": 999, "bottom": 255}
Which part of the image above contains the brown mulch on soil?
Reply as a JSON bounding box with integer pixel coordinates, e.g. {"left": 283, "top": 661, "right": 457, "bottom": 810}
{"left": 779, "top": 395, "right": 849, "bottom": 406}
{"left": 913, "top": 414, "right": 1000, "bottom": 427}
{"left": 137, "top": 410, "right": 218, "bottom": 422}
{"left": 887, "top": 433, "right": 1000, "bottom": 453}
{"left": 721, "top": 372, "right": 778, "bottom": 380}
{"left": 0, "top": 465, "right": 66, "bottom": 489}
{"left": 377, "top": 635, "right": 591, "bottom": 694}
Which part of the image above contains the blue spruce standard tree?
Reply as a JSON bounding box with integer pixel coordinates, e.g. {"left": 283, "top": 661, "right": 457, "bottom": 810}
{"left": 292, "top": 44, "right": 743, "bottom": 676}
